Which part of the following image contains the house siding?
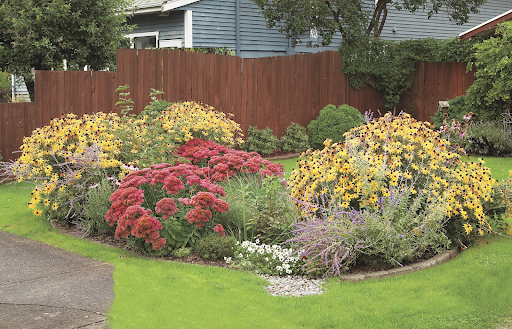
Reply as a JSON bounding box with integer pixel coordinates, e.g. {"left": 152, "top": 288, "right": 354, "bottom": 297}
{"left": 126, "top": 0, "right": 509, "bottom": 57}
{"left": 380, "top": 0, "right": 511, "bottom": 40}
{"left": 127, "top": 11, "right": 185, "bottom": 45}
{"left": 181, "top": 0, "right": 237, "bottom": 48}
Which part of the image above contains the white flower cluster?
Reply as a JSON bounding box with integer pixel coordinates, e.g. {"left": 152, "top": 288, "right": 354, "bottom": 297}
{"left": 225, "top": 239, "right": 304, "bottom": 276}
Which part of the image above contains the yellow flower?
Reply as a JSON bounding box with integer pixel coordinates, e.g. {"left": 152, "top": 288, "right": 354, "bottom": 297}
{"left": 33, "top": 209, "right": 43, "bottom": 216}
{"left": 52, "top": 203, "right": 59, "bottom": 211}
{"left": 463, "top": 223, "right": 473, "bottom": 235}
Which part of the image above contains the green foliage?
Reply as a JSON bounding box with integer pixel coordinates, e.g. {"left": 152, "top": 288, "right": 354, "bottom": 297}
{"left": 307, "top": 104, "right": 363, "bottom": 149}
{"left": 0, "top": 72, "right": 11, "bottom": 102}
{"left": 217, "top": 174, "right": 299, "bottom": 245}
{"left": 193, "top": 234, "right": 236, "bottom": 260}
{"left": 170, "top": 247, "right": 192, "bottom": 258}
{"left": 0, "top": 0, "right": 133, "bottom": 100}
{"left": 340, "top": 37, "right": 478, "bottom": 111}
{"left": 240, "top": 126, "right": 279, "bottom": 155}
{"left": 142, "top": 89, "right": 171, "bottom": 114}
{"left": 82, "top": 178, "right": 116, "bottom": 235}
{"left": 464, "top": 121, "right": 512, "bottom": 157}
{"left": 254, "top": 0, "right": 485, "bottom": 47}
{"left": 431, "top": 95, "right": 469, "bottom": 129}
{"left": 176, "top": 48, "right": 236, "bottom": 56}
{"left": 279, "top": 122, "right": 309, "bottom": 152}
{"left": 112, "top": 86, "right": 178, "bottom": 168}
{"left": 466, "top": 22, "right": 512, "bottom": 121}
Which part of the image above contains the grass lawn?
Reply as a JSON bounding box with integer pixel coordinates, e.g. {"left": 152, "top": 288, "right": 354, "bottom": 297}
{"left": 1, "top": 179, "right": 512, "bottom": 328}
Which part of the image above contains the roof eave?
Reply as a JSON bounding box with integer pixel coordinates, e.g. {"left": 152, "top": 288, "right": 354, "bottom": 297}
{"left": 459, "top": 9, "right": 512, "bottom": 40}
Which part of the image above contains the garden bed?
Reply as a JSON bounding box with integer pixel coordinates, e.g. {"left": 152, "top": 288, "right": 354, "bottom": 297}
{"left": 49, "top": 218, "right": 459, "bottom": 279}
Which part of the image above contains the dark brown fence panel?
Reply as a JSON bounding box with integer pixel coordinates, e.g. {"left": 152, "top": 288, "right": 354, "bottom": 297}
{"left": 0, "top": 103, "right": 36, "bottom": 162}
{"left": 400, "top": 62, "right": 475, "bottom": 122}
{"left": 92, "top": 71, "right": 117, "bottom": 113}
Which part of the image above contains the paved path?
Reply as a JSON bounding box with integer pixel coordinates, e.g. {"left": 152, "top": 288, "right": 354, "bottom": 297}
{"left": 0, "top": 230, "right": 115, "bottom": 329}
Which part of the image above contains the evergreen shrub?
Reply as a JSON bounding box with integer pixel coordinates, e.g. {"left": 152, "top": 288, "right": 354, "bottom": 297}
{"left": 307, "top": 104, "right": 363, "bottom": 149}
{"left": 279, "top": 122, "right": 309, "bottom": 153}
{"left": 241, "top": 126, "right": 279, "bottom": 155}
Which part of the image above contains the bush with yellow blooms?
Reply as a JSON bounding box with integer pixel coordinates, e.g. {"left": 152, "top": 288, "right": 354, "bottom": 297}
{"left": 289, "top": 112, "right": 498, "bottom": 248}
{"left": 161, "top": 101, "right": 244, "bottom": 147}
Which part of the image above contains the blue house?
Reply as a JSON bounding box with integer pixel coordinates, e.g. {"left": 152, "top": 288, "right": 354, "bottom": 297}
{"left": 126, "top": 0, "right": 510, "bottom": 58}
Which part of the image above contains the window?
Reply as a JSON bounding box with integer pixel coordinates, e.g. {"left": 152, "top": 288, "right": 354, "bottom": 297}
{"left": 126, "top": 32, "right": 159, "bottom": 49}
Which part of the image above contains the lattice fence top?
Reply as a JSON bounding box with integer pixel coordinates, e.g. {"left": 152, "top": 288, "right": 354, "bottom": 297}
{"left": 504, "top": 110, "right": 512, "bottom": 134}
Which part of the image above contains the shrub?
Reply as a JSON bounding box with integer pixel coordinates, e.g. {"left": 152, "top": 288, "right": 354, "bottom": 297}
{"left": 279, "top": 122, "right": 309, "bottom": 153}
{"left": 7, "top": 112, "right": 131, "bottom": 224}
{"left": 289, "top": 182, "right": 450, "bottom": 275}
{"left": 216, "top": 173, "right": 299, "bottom": 245}
{"left": 12, "top": 112, "right": 124, "bottom": 181}
{"left": 142, "top": 89, "right": 172, "bottom": 114}
{"left": 226, "top": 240, "right": 305, "bottom": 275}
{"left": 307, "top": 104, "right": 363, "bottom": 149}
{"left": 465, "top": 22, "right": 512, "bottom": 121}
{"left": 289, "top": 112, "right": 496, "bottom": 247}
{"left": 82, "top": 178, "right": 117, "bottom": 235}
{"left": 162, "top": 101, "right": 244, "bottom": 147}
{"left": 175, "top": 138, "right": 284, "bottom": 179}
{"left": 23, "top": 145, "right": 129, "bottom": 225}
{"left": 8, "top": 108, "right": 178, "bottom": 223}
{"left": 106, "top": 139, "right": 284, "bottom": 255}
{"left": 193, "top": 233, "right": 237, "bottom": 260}
{"left": 112, "top": 86, "right": 179, "bottom": 168}
{"left": 464, "top": 121, "right": 512, "bottom": 157}
{"left": 106, "top": 163, "right": 229, "bottom": 254}
{"left": 240, "top": 126, "right": 279, "bottom": 155}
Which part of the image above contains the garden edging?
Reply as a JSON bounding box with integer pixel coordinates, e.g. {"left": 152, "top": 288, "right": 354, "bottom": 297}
{"left": 340, "top": 249, "right": 460, "bottom": 281}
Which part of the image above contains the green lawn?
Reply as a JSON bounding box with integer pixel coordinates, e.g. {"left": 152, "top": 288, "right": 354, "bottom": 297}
{"left": 1, "top": 180, "right": 512, "bottom": 328}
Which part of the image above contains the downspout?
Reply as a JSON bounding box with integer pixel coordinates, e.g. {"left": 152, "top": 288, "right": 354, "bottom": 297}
{"left": 286, "top": 38, "right": 294, "bottom": 55}
{"left": 236, "top": 0, "right": 240, "bottom": 56}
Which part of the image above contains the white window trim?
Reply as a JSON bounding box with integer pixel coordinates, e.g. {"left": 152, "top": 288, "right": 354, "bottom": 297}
{"left": 160, "top": 39, "right": 183, "bottom": 48}
{"left": 126, "top": 31, "right": 160, "bottom": 48}
{"left": 184, "top": 10, "right": 193, "bottom": 48}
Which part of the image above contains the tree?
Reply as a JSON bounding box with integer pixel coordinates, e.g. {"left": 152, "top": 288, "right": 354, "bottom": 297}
{"left": 254, "top": 0, "right": 486, "bottom": 111}
{"left": 254, "top": 0, "right": 487, "bottom": 46}
{"left": 465, "top": 21, "right": 512, "bottom": 121}
{"left": 0, "top": 0, "right": 133, "bottom": 101}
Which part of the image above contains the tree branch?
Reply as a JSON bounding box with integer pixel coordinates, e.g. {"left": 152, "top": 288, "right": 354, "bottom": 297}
{"left": 325, "top": 1, "right": 344, "bottom": 36}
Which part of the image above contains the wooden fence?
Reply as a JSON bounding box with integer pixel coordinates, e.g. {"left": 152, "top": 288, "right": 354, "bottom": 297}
{"left": 0, "top": 49, "right": 474, "bottom": 162}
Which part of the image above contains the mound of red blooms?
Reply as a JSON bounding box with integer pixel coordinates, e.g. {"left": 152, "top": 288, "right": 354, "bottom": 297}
{"left": 106, "top": 139, "right": 284, "bottom": 250}
{"left": 175, "top": 138, "right": 284, "bottom": 180}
